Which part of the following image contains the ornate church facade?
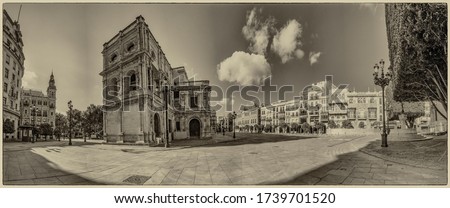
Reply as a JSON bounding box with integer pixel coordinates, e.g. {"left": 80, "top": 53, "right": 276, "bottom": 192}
{"left": 100, "top": 16, "right": 214, "bottom": 144}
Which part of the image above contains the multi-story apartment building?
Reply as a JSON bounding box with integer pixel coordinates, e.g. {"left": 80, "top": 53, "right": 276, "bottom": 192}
{"left": 234, "top": 75, "right": 438, "bottom": 132}
{"left": 236, "top": 107, "right": 260, "bottom": 132}
{"left": 100, "top": 16, "right": 214, "bottom": 143}
{"left": 19, "top": 73, "right": 57, "bottom": 141}
{"left": 328, "top": 86, "right": 349, "bottom": 128}
{"left": 260, "top": 105, "right": 273, "bottom": 127}
{"left": 3, "top": 10, "right": 25, "bottom": 140}
{"left": 306, "top": 80, "right": 333, "bottom": 125}
{"left": 346, "top": 90, "right": 383, "bottom": 128}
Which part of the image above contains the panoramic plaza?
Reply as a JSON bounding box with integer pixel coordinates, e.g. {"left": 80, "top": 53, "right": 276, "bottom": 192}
{"left": 2, "top": 3, "right": 448, "bottom": 186}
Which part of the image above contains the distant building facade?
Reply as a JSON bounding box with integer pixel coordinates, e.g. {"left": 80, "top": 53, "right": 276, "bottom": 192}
{"left": 236, "top": 107, "right": 260, "bottom": 132}
{"left": 100, "top": 16, "right": 214, "bottom": 143}
{"left": 345, "top": 90, "right": 383, "bottom": 129}
{"left": 3, "top": 10, "right": 25, "bottom": 140}
{"left": 19, "top": 73, "right": 57, "bottom": 141}
{"left": 235, "top": 79, "right": 385, "bottom": 131}
{"left": 216, "top": 115, "right": 230, "bottom": 132}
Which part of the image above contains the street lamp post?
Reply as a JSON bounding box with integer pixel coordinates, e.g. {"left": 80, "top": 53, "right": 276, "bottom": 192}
{"left": 164, "top": 85, "right": 170, "bottom": 148}
{"left": 232, "top": 111, "right": 237, "bottom": 139}
{"left": 68, "top": 100, "right": 73, "bottom": 146}
{"left": 373, "top": 59, "right": 392, "bottom": 147}
{"left": 222, "top": 118, "right": 225, "bottom": 136}
{"left": 32, "top": 105, "right": 36, "bottom": 143}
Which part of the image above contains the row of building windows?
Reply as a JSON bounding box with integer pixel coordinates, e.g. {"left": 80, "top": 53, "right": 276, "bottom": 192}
{"left": 238, "top": 118, "right": 258, "bottom": 125}
{"left": 23, "top": 109, "right": 53, "bottom": 117}
{"left": 23, "top": 99, "right": 53, "bottom": 107}
{"left": 347, "top": 108, "right": 378, "bottom": 119}
{"left": 348, "top": 97, "right": 380, "bottom": 104}
{"left": 4, "top": 67, "right": 21, "bottom": 80}
{"left": 329, "top": 115, "right": 347, "bottom": 120}
{"left": 4, "top": 54, "right": 19, "bottom": 69}
{"left": 23, "top": 118, "right": 53, "bottom": 124}
{"left": 3, "top": 82, "right": 20, "bottom": 98}
{"left": 3, "top": 97, "right": 18, "bottom": 110}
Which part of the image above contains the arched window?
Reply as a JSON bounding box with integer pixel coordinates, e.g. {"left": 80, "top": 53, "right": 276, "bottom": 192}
{"left": 151, "top": 51, "right": 156, "bottom": 60}
{"left": 127, "top": 43, "right": 135, "bottom": 52}
{"left": 110, "top": 54, "right": 118, "bottom": 62}
{"left": 130, "top": 73, "right": 137, "bottom": 91}
{"left": 110, "top": 78, "right": 119, "bottom": 95}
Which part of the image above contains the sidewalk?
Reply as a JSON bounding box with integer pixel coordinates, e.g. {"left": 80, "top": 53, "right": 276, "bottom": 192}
{"left": 281, "top": 136, "right": 447, "bottom": 185}
{"left": 360, "top": 135, "right": 447, "bottom": 170}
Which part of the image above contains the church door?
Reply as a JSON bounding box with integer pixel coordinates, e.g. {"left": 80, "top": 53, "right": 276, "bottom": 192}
{"left": 189, "top": 119, "right": 200, "bottom": 138}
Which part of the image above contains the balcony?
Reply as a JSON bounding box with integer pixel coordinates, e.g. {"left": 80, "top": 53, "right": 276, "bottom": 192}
{"left": 329, "top": 109, "right": 347, "bottom": 115}
{"left": 357, "top": 115, "right": 367, "bottom": 119}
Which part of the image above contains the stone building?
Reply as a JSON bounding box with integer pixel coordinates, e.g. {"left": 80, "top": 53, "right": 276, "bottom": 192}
{"left": 346, "top": 90, "right": 383, "bottom": 128}
{"left": 236, "top": 107, "right": 260, "bottom": 132}
{"left": 3, "top": 9, "right": 25, "bottom": 140}
{"left": 216, "top": 115, "right": 230, "bottom": 132}
{"left": 19, "top": 73, "right": 57, "bottom": 141}
{"left": 100, "top": 16, "right": 213, "bottom": 144}
{"left": 171, "top": 66, "right": 213, "bottom": 140}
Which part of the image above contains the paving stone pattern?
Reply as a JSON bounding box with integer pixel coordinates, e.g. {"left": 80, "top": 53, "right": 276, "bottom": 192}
{"left": 2, "top": 134, "right": 447, "bottom": 185}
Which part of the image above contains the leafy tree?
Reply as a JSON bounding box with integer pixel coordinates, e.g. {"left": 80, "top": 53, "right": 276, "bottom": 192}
{"left": 67, "top": 109, "right": 83, "bottom": 137}
{"left": 301, "top": 122, "right": 311, "bottom": 133}
{"left": 371, "top": 121, "right": 381, "bottom": 128}
{"left": 227, "top": 113, "right": 234, "bottom": 132}
{"left": 264, "top": 124, "right": 272, "bottom": 133}
{"left": 82, "top": 104, "right": 103, "bottom": 139}
{"left": 39, "top": 123, "right": 53, "bottom": 141}
{"left": 358, "top": 122, "right": 365, "bottom": 129}
{"left": 3, "top": 119, "right": 15, "bottom": 134}
{"left": 32, "top": 126, "right": 40, "bottom": 141}
{"left": 342, "top": 120, "right": 354, "bottom": 129}
{"left": 385, "top": 3, "right": 447, "bottom": 119}
{"left": 253, "top": 124, "right": 261, "bottom": 133}
{"left": 55, "top": 113, "right": 68, "bottom": 140}
{"left": 291, "top": 123, "right": 299, "bottom": 132}
{"left": 244, "top": 124, "right": 250, "bottom": 132}
{"left": 315, "top": 122, "right": 326, "bottom": 133}
{"left": 3, "top": 119, "right": 15, "bottom": 140}
{"left": 387, "top": 101, "right": 425, "bottom": 128}
{"left": 328, "top": 120, "right": 338, "bottom": 129}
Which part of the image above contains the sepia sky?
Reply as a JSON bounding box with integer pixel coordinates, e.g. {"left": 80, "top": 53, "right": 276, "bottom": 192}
{"left": 3, "top": 3, "right": 389, "bottom": 116}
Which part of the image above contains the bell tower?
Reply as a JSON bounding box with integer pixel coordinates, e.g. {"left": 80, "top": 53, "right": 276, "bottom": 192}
{"left": 47, "top": 71, "right": 56, "bottom": 100}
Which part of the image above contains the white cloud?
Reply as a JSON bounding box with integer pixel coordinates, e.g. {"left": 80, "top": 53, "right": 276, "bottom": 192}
{"left": 309, "top": 51, "right": 322, "bottom": 66}
{"left": 295, "top": 49, "right": 305, "bottom": 59}
{"left": 271, "top": 19, "right": 303, "bottom": 63}
{"left": 22, "top": 71, "right": 38, "bottom": 88}
{"left": 242, "top": 8, "right": 275, "bottom": 55}
{"left": 217, "top": 51, "right": 271, "bottom": 85}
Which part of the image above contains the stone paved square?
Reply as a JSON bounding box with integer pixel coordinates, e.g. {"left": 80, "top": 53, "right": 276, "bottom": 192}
{"left": 2, "top": 134, "right": 447, "bottom": 186}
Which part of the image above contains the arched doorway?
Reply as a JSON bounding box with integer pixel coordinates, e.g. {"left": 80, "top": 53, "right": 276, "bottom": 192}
{"left": 154, "top": 114, "right": 161, "bottom": 137}
{"left": 189, "top": 119, "right": 201, "bottom": 138}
